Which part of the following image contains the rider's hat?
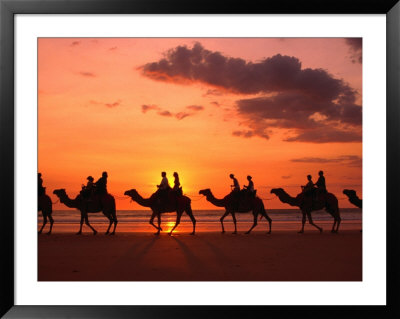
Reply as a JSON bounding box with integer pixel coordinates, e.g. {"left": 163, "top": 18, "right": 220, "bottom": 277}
{"left": 229, "top": 174, "right": 234, "bottom": 178}
{"left": 87, "top": 176, "right": 94, "bottom": 181}
{"left": 102, "top": 171, "right": 108, "bottom": 177}
{"left": 247, "top": 175, "right": 252, "bottom": 179}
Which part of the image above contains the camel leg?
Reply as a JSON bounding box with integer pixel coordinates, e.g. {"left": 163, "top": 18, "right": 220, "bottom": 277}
{"left": 111, "top": 212, "right": 118, "bottom": 235}
{"left": 220, "top": 211, "right": 229, "bottom": 233}
{"left": 149, "top": 211, "right": 161, "bottom": 235}
{"left": 38, "top": 214, "right": 47, "bottom": 234}
{"left": 105, "top": 214, "right": 112, "bottom": 235}
{"left": 298, "top": 212, "right": 306, "bottom": 233}
{"left": 245, "top": 213, "right": 258, "bottom": 234}
{"left": 185, "top": 207, "right": 196, "bottom": 235}
{"left": 306, "top": 212, "right": 323, "bottom": 233}
{"left": 261, "top": 211, "right": 272, "bottom": 234}
{"left": 77, "top": 214, "right": 84, "bottom": 235}
{"left": 231, "top": 212, "right": 237, "bottom": 234}
{"left": 169, "top": 211, "right": 183, "bottom": 235}
{"left": 47, "top": 214, "right": 54, "bottom": 235}
{"left": 334, "top": 212, "right": 341, "bottom": 233}
{"left": 84, "top": 215, "right": 97, "bottom": 235}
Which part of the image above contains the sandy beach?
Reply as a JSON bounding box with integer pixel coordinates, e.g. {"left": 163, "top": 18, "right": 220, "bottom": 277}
{"left": 38, "top": 223, "right": 362, "bottom": 281}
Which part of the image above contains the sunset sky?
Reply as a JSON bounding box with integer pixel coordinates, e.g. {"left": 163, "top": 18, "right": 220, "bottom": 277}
{"left": 38, "top": 38, "right": 362, "bottom": 210}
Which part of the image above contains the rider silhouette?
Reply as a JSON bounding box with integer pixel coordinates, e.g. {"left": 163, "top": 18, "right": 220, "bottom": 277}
{"left": 95, "top": 171, "right": 108, "bottom": 194}
{"left": 315, "top": 170, "right": 326, "bottom": 192}
{"left": 81, "top": 176, "right": 94, "bottom": 199}
{"left": 230, "top": 174, "right": 240, "bottom": 210}
{"left": 243, "top": 175, "right": 255, "bottom": 195}
{"left": 157, "top": 172, "right": 170, "bottom": 208}
{"left": 173, "top": 172, "right": 183, "bottom": 196}
{"left": 38, "top": 173, "right": 45, "bottom": 196}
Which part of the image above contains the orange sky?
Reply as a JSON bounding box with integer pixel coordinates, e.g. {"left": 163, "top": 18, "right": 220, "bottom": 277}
{"left": 38, "top": 38, "right": 362, "bottom": 210}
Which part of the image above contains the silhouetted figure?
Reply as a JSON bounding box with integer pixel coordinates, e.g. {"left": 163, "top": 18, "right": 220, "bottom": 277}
{"left": 95, "top": 171, "right": 108, "bottom": 194}
{"left": 81, "top": 176, "right": 94, "bottom": 199}
{"left": 38, "top": 173, "right": 54, "bottom": 234}
{"left": 314, "top": 170, "right": 327, "bottom": 201}
{"left": 230, "top": 174, "right": 240, "bottom": 192}
{"left": 271, "top": 188, "right": 341, "bottom": 233}
{"left": 38, "top": 173, "right": 45, "bottom": 196}
{"left": 173, "top": 172, "right": 183, "bottom": 196}
{"left": 229, "top": 173, "right": 240, "bottom": 211}
{"left": 315, "top": 170, "right": 326, "bottom": 191}
{"left": 243, "top": 175, "right": 255, "bottom": 196}
{"left": 302, "top": 175, "right": 315, "bottom": 194}
{"left": 124, "top": 188, "right": 196, "bottom": 235}
{"left": 199, "top": 188, "right": 272, "bottom": 234}
{"left": 156, "top": 172, "right": 170, "bottom": 209}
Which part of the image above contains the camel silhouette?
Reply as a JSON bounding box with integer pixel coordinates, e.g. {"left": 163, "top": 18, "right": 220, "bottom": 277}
{"left": 198, "top": 189, "right": 272, "bottom": 234}
{"left": 38, "top": 193, "right": 54, "bottom": 234}
{"left": 124, "top": 189, "right": 196, "bottom": 235}
{"left": 270, "top": 188, "right": 341, "bottom": 233}
{"left": 343, "top": 189, "right": 362, "bottom": 209}
{"left": 53, "top": 189, "right": 118, "bottom": 235}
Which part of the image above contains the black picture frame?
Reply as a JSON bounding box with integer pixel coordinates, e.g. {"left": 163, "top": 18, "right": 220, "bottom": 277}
{"left": 1, "top": 0, "right": 399, "bottom": 318}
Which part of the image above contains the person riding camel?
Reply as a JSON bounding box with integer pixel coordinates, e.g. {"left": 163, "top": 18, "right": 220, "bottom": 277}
{"left": 157, "top": 171, "right": 170, "bottom": 208}
{"left": 314, "top": 170, "right": 327, "bottom": 201}
{"left": 243, "top": 175, "right": 255, "bottom": 197}
{"left": 302, "top": 175, "right": 316, "bottom": 196}
{"left": 230, "top": 174, "right": 240, "bottom": 210}
{"left": 95, "top": 171, "right": 108, "bottom": 195}
{"left": 38, "top": 173, "right": 45, "bottom": 197}
{"left": 173, "top": 172, "right": 183, "bottom": 196}
{"left": 81, "top": 176, "right": 94, "bottom": 199}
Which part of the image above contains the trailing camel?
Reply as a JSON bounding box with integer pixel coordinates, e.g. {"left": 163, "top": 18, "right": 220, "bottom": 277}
{"left": 38, "top": 193, "right": 54, "bottom": 234}
{"left": 124, "top": 189, "right": 196, "bottom": 235}
{"left": 270, "top": 188, "right": 341, "bottom": 233}
{"left": 53, "top": 189, "right": 118, "bottom": 235}
{"left": 198, "top": 189, "right": 272, "bottom": 234}
{"left": 343, "top": 189, "right": 362, "bottom": 209}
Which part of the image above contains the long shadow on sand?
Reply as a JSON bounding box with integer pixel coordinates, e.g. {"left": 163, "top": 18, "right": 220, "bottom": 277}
{"left": 111, "top": 236, "right": 159, "bottom": 270}
{"left": 171, "top": 236, "right": 205, "bottom": 271}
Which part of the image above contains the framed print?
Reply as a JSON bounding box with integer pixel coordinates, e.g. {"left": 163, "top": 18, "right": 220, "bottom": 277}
{"left": 1, "top": 0, "right": 399, "bottom": 318}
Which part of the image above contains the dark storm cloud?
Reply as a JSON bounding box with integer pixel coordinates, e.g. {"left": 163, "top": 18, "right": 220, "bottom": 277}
{"left": 345, "top": 38, "right": 362, "bottom": 64}
{"left": 291, "top": 155, "right": 362, "bottom": 166}
{"left": 284, "top": 127, "right": 361, "bottom": 143}
{"left": 141, "top": 42, "right": 362, "bottom": 143}
{"left": 141, "top": 42, "right": 356, "bottom": 101}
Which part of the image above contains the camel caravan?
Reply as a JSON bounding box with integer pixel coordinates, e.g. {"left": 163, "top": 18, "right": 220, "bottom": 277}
{"left": 38, "top": 170, "right": 362, "bottom": 236}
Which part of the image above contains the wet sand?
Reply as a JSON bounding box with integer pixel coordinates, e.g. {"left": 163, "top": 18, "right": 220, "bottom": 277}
{"left": 38, "top": 223, "right": 362, "bottom": 281}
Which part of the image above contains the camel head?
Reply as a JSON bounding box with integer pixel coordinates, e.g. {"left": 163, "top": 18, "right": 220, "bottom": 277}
{"left": 124, "top": 189, "right": 138, "bottom": 198}
{"left": 199, "top": 189, "right": 211, "bottom": 196}
{"left": 343, "top": 189, "right": 356, "bottom": 197}
{"left": 53, "top": 189, "right": 66, "bottom": 197}
{"left": 270, "top": 188, "right": 284, "bottom": 195}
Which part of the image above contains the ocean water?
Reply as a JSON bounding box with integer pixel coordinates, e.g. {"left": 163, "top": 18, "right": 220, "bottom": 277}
{"left": 38, "top": 208, "right": 361, "bottom": 233}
